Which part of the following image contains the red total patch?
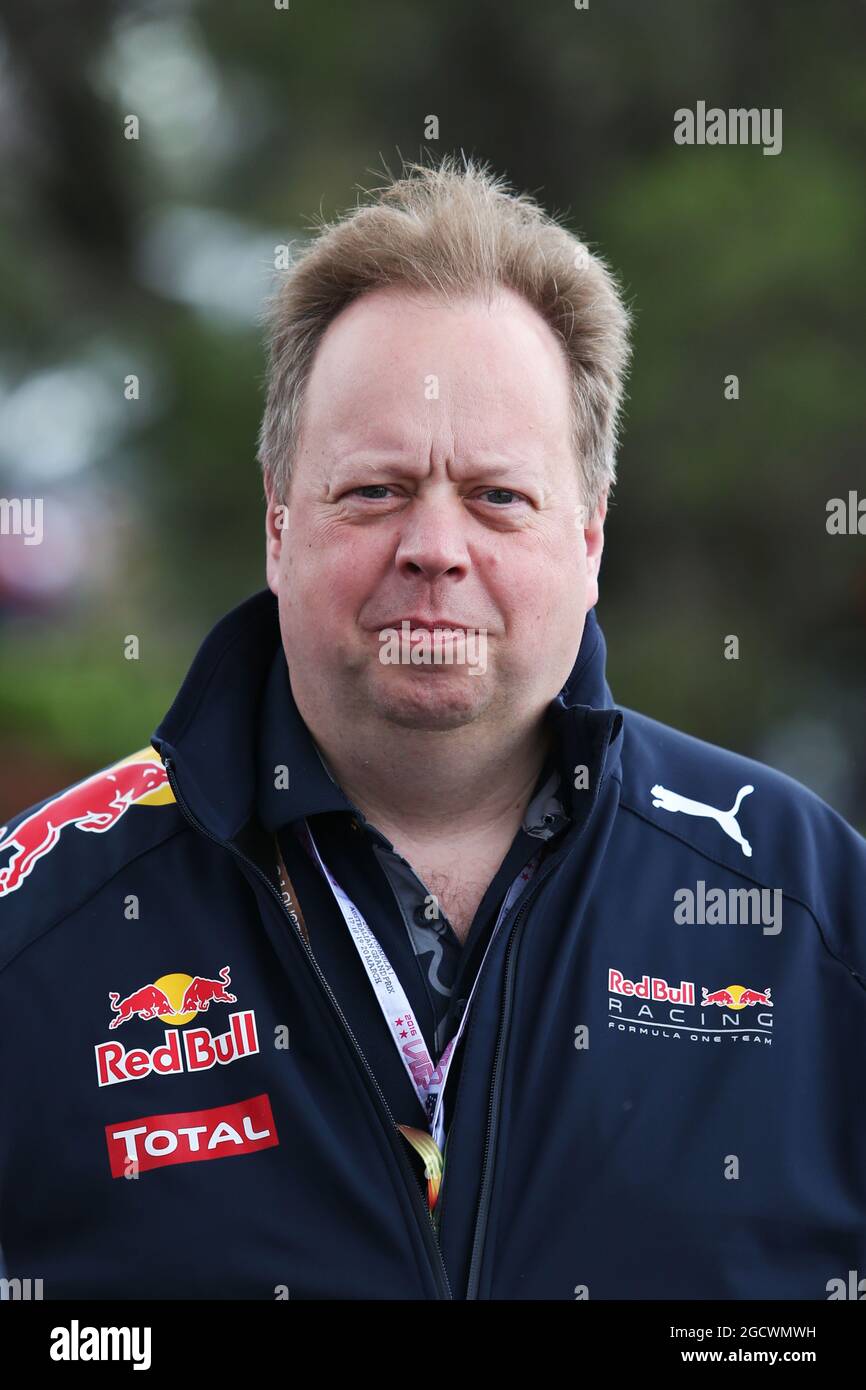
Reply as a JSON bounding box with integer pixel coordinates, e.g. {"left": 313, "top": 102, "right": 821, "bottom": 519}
{"left": 105, "top": 1093, "right": 278, "bottom": 1177}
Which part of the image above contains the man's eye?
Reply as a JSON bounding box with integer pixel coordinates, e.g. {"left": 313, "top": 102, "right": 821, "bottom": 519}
{"left": 477, "top": 488, "right": 525, "bottom": 505}
{"left": 350, "top": 485, "right": 395, "bottom": 499}
{"left": 345, "top": 484, "right": 526, "bottom": 505}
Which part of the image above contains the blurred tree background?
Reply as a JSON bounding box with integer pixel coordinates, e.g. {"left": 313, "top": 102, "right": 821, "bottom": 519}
{"left": 0, "top": 0, "right": 864, "bottom": 828}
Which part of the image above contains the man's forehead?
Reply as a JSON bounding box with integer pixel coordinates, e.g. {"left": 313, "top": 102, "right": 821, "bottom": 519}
{"left": 308, "top": 284, "right": 570, "bottom": 391}
{"left": 311, "top": 415, "right": 553, "bottom": 471}
{"left": 296, "top": 285, "right": 574, "bottom": 465}
{"left": 304, "top": 354, "right": 569, "bottom": 458}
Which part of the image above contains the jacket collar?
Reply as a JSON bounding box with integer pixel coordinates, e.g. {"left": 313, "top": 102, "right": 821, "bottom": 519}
{"left": 151, "top": 588, "right": 623, "bottom": 845}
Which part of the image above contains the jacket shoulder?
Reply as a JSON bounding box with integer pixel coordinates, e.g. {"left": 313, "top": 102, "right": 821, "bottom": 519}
{"left": 618, "top": 706, "right": 866, "bottom": 977}
{"left": 0, "top": 747, "right": 183, "bottom": 972}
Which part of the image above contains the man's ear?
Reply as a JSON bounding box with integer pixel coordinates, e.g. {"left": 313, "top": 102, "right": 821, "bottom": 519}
{"left": 264, "top": 482, "right": 289, "bottom": 596}
{"left": 584, "top": 487, "right": 608, "bottom": 610}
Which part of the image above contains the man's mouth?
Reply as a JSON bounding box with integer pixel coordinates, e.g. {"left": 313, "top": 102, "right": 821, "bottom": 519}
{"left": 381, "top": 618, "right": 472, "bottom": 632}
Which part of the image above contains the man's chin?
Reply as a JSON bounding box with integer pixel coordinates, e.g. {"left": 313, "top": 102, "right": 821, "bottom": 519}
{"left": 366, "top": 670, "right": 489, "bottom": 730}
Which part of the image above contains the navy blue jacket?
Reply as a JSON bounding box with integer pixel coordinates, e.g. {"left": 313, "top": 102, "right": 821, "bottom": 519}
{"left": 1, "top": 588, "right": 865, "bottom": 1299}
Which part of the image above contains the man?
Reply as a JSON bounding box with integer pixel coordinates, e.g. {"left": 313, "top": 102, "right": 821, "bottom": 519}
{"left": 1, "top": 157, "right": 864, "bottom": 1301}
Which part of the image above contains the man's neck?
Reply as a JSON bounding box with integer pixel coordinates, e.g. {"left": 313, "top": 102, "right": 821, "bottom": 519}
{"left": 310, "top": 716, "right": 552, "bottom": 850}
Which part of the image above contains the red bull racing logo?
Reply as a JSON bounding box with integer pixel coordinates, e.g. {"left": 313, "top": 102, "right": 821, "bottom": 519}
{"left": 96, "top": 966, "right": 260, "bottom": 1086}
{"left": 608, "top": 967, "right": 774, "bottom": 1045}
{"left": 0, "top": 749, "right": 173, "bottom": 898}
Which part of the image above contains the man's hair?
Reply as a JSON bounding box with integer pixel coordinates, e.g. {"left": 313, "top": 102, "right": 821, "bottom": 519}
{"left": 257, "top": 154, "right": 632, "bottom": 515}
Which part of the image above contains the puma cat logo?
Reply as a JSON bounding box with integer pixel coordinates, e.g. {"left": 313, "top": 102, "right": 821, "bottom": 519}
{"left": 650, "top": 783, "right": 754, "bottom": 858}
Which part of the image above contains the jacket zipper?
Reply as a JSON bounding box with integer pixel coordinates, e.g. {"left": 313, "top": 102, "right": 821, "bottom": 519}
{"left": 162, "top": 756, "right": 453, "bottom": 1301}
{"left": 464, "top": 848, "right": 567, "bottom": 1300}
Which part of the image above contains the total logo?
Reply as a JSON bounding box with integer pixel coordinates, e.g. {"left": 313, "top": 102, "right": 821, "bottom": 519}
{"left": 105, "top": 1093, "right": 278, "bottom": 1178}
{"left": 95, "top": 965, "right": 260, "bottom": 1087}
{"left": 608, "top": 968, "right": 774, "bottom": 1045}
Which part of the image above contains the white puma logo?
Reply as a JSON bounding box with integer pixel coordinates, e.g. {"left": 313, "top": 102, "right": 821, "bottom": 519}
{"left": 650, "top": 783, "right": 754, "bottom": 858}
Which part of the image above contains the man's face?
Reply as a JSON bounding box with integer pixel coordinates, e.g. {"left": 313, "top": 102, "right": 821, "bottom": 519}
{"left": 265, "top": 284, "right": 605, "bottom": 733}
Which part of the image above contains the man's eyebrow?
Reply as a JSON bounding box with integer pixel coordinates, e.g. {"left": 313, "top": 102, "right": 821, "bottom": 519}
{"left": 327, "top": 451, "right": 543, "bottom": 479}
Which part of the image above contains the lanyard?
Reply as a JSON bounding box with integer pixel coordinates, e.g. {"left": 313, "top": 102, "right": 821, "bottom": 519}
{"left": 274, "top": 821, "right": 542, "bottom": 1218}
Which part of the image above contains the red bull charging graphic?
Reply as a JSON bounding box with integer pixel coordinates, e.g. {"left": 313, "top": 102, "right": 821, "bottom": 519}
{"left": 0, "top": 749, "right": 173, "bottom": 898}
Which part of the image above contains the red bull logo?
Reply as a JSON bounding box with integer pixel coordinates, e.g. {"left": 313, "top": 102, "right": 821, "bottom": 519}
{"left": 108, "top": 966, "right": 236, "bottom": 1029}
{"left": 0, "top": 750, "right": 173, "bottom": 898}
{"left": 701, "top": 984, "right": 773, "bottom": 1008}
{"left": 96, "top": 966, "right": 258, "bottom": 1086}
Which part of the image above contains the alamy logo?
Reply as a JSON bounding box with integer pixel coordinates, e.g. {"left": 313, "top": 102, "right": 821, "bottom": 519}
{"left": 1, "top": 1277, "right": 43, "bottom": 1300}
{"left": 650, "top": 784, "right": 754, "bottom": 858}
{"left": 674, "top": 102, "right": 782, "bottom": 156}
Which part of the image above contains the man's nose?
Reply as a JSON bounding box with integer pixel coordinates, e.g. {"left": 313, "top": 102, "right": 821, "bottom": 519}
{"left": 393, "top": 496, "right": 471, "bottom": 583}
